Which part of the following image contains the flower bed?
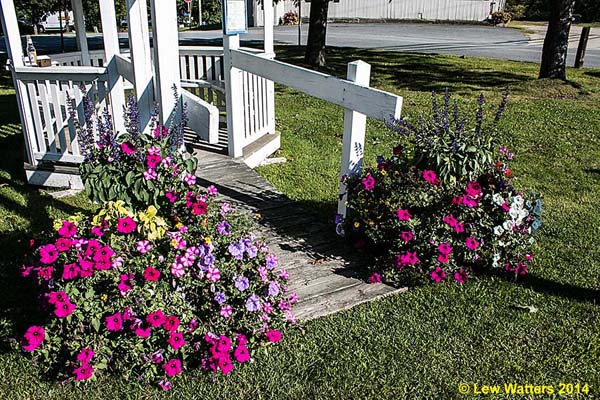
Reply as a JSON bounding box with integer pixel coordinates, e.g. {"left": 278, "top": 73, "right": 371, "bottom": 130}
{"left": 16, "top": 96, "right": 296, "bottom": 389}
{"left": 340, "top": 90, "right": 542, "bottom": 285}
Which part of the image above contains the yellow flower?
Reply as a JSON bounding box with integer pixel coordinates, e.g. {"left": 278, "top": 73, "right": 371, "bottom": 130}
{"left": 381, "top": 170, "right": 387, "bottom": 176}
{"left": 175, "top": 222, "right": 183, "bottom": 230}
{"left": 171, "top": 239, "right": 178, "bottom": 248}
{"left": 353, "top": 221, "right": 361, "bottom": 228}
{"left": 204, "top": 237, "right": 212, "bottom": 245}
{"left": 100, "top": 294, "right": 108, "bottom": 302}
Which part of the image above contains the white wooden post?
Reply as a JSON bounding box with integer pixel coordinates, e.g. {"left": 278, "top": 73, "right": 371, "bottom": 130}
{"left": 263, "top": 0, "right": 274, "bottom": 55}
{"left": 263, "top": 0, "right": 276, "bottom": 135}
{"left": 149, "top": 0, "right": 181, "bottom": 126}
{"left": 71, "top": 0, "right": 90, "bottom": 65}
{"left": 99, "top": 0, "right": 126, "bottom": 133}
{"left": 127, "top": 0, "right": 154, "bottom": 132}
{"left": 198, "top": 0, "right": 202, "bottom": 26}
{"left": 224, "top": 34, "right": 245, "bottom": 158}
{"left": 337, "top": 60, "right": 371, "bottom": 218}
{"left": 0, "top": 0, "right": 37, "bottom": 165}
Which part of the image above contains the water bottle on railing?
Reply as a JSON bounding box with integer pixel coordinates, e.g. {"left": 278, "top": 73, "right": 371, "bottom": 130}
{"left": 26, "top": 36, "right": 37, "bottom": 66}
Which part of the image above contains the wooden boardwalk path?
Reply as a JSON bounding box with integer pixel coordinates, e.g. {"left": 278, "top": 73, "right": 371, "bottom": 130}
{"left": 190, "top": 146, "right": 407, "bottom": 321}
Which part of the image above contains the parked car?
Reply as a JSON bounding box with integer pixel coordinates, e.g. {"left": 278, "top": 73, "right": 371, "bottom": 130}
{"left": 38, "top": 11, "right": 75, "bottom": 33}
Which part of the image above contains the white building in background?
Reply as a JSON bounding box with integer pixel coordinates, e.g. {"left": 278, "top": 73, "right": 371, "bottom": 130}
{"left": 252, "top": 0, "right": 506, "bottom": 26}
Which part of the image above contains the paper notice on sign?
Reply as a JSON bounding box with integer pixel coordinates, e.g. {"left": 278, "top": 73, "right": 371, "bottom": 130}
{"left": 224, "top": 0, "right": 247, "bottom": 35}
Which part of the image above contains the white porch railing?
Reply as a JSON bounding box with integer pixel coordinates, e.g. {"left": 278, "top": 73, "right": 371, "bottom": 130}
{"left": 13, "top": 65, "right": 110, "bottom": 164}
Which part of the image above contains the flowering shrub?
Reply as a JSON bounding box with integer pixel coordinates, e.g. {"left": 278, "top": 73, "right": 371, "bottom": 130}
{"left": 341, "top": 90, "right": 542, "bottom": 285}
{"left": 17, "top": 96, "right": 296, "bottom": 389}
{"left": 282, "top": 11, "right": 299, "bottom": 25}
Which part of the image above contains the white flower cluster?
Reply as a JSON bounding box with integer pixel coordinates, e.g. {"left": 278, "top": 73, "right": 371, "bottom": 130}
{"left": 493, "top": 194, "right": 530, "bottom": 239}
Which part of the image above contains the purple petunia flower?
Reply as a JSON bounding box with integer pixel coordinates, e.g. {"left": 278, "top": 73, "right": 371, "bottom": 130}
{"left": 245, "top": 294, "right": 261, "bottom": 312}
{"left": 268, "top": 281, "right": 280, "bottom": 297}
{"left": 265, "top": 254, "right": 278, "bottom": 270}
{"left": 217, "top": 221, "right": 231, "bottom": 235}
{"left": 235, "top": 276, "right": 250, "bottom": 292}
{"left": 246, "top": 245, "right": 258, "bottom": 259}
{"left": 214, "top": 292, "right": 226, "bottom": 304}
{"left": 228, "top": 242, "right": 244, "bottom": 260}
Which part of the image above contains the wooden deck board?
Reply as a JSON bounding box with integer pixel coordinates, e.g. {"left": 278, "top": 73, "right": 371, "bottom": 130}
{"left": 193, "top": 148, "right": 407, "bottom": 322}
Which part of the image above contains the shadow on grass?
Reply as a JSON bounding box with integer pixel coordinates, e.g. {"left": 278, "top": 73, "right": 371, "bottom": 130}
{"left": 0, "top": 73, "right": 88, "bottom": 347}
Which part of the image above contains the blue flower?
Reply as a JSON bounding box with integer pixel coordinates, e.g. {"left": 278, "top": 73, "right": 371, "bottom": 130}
{"left": 214, "top": 292, "right": 226, "bottom": 304}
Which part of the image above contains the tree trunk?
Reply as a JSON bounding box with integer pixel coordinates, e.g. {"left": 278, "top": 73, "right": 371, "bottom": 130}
{"left": 539, "top": 0, "right": 575, "bottom": 80}
{"left": 304, "top": 0, "right": 329, "bottom": 67}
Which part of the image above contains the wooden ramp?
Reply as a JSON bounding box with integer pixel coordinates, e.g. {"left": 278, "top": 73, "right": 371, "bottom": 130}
{"left": 191, "top": 148, "right": 407, "bottom": 321}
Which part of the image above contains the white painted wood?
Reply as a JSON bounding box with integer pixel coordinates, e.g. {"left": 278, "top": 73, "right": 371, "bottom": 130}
{"left": 49, "top": 80, "right": 68, "bottom": 152}
{"left": 230, "top": 49, "right": 402, "bottom": 121}
{"left": 263, "top": 0, "right": 274, "bottom": 55}
{"left": 126, "top": 0, "right": 154, "bottom": 131}
{"left": 14, "top": 66, "right": 107, "bottom": 81}
{"left": 26, "top": 82, "right": 47, "bottom": 154}
{"left": 114, "top": 54, "right": 135, "bottom": 83}
{"left": 338, "top": 60, "right": 370, "bottom": 218}
{"left": 149, "top": 0, "right": 181, "bottom": 126}
{"left": 182, "top": 88, "right": 219, "bottom": 144}
{"left": 223, "top": 34, "right": 245, "bottom": 158}
{"left": 99, "top": 0, "right": 126, "bottom": 133}
{"left": 71, "top": 0, "right": 90, "bottom": 65}
{"left": 38, "top": 81, "right": 57, "bottom": 153}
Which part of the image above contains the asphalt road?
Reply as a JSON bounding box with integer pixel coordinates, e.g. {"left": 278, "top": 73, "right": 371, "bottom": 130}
{"left": 2, "top": 22, "right": 599, "bottom": 68}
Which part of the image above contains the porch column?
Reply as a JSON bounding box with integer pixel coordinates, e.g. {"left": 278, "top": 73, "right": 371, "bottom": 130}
{"left": 0, "top": 0, "right": 37, "bottom": 165}
{"left": 127, "top": 0, "right": 154, "bottom": 132}
{"left": 149, "top": 0, "right": 181, "bottom": 126}
{"left": 263, "top": 0, "right": 276, "bottom": 135}
{"left": 71, "top": 0, "right": 90, "bottom": 65}
{"left": 263, "top": 0, "right": 274, "bottom": 55}
{"left": 223, "top": 34, "right": 245, "bottom": 158}
{"left": 99, "top": 0, "right": 126, "bottom": 133}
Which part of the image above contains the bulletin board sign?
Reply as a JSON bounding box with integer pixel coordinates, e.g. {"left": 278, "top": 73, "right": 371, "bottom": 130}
{"left": 223, "top": 0, "right": 248, "bottom": 35}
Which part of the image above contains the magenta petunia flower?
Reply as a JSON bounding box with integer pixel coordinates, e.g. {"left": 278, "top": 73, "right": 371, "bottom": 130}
{"left": 466, "top": 181, "right": 482, "bottom": 197}
{"left": 438, "top": 242, "right": 452, "bottom": 255}
{"left": 73, "top": 364, "right": 94, "bottom": 381}
{"left": 105, "top": 312, "right": 123, "bottom": 331}
{"left": 437, "top": 253, "right": 450, "bottom": 264}
{"left": 22, "top": 325, "right": 45, "bottom": 352}
{"left": 443, "top": 214, "right": 458, "bottom": 227}
{"left": 400, "top": 231, "right": 414, "bottom": 242}
{"left": 143, "top": 168, "right": 157, "bottom": 180}
{"left": 37, "top": 266, "right": 54, "bottom": 280}
{"left": 55, "top": 238, "right": 72, "bottom": 252}
{"left": 216, "top": 336, "right": 231, "bottom": 353}
{"left": 143, "top": 266, "right": 161, "bottom": 281}
{"left": 396, "top": 209, "right": 411, "bottom": 221}
{"left": 265, "top": 330, "right": 282, "bottom": 343}
{"left": 146, "top": 154, "right": 161, "bottom": 169}
{"left": 54, "top": 301, "right": 76, "bottom": 318}
{"left": 167, "top": 332, "right": 186, "bottom": 350}
{"left": 191, "top": 201, "right": 207, "bottom": 216}
{"left": 39, "top": 244, "right": 58, "bottom": 265}
{"left": 454, "top": 223, "right": 465, "bottom": 234}
{"left": 163, "top": 359, "right": 182, "bottom": 377}
{"left": 135, "top": 326, "right": 151, "bottom": 338}
{"left": 120, "top": 142, "right": 136, "bottom": 155}
{"left": 62, "top": 263, "right": 79, "bottom": 280}
{"left": 153, "top": 125, "right": 168, "bottom": 138}
{"left": 233, "top": 345, "right": 250, "bottom": 363}
{"left": 158, "top": 379, "right": 172, "bottom": 391}
{"left": 361, "top": 175, "right": 376, "bottom": 191}
{"left": 184, "top": 173, "right": 196, "bottom": 185}
{"left": 76, "top": 348, "right": 94, "bottom": 364}
{"left": 165, "top": 190, "right": 178, "bottom": 203}
{"left": 146, "top": 310, "right": 166, "bottom": 327}
{"left": 163, "top": 315, "right": 180, "bottom": 331}
{"left": 58, "top": 220, "right": 77, "bottom": 238}
{"left": 465, "top": 237, "right": 480, "bottom": 251}
{"left": 218, "top": 358, "right": 234, "bottom": 375}
{"left": 116, "top": 217, "right": 137, "bottom": 234}
{"left": 207, "top": 185, "right": 218, "bottom": 195}
{"left": 369, "top": 273, "right": 382, "bottom": 283}
{"left": 454, "top": 268, "right": 468, "bottom": 284}
{"left": 91, "top": 225, "right": 104, "bottom": 237}
{"left": 430, "top": 267, "right": 446, "bottom": 283}
{"left": 47, "top": 291, "right": 68, "bottom": 305}
{"left": 422, "top": 170, "right": 440, "bottom": 185}
{"left": 206, "top": 266, "right": 220, "bottom": 282}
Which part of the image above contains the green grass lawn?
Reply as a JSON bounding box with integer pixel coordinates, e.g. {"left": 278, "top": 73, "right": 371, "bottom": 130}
{"left": 1, "top": 49, "right": 599, "bottom": 399}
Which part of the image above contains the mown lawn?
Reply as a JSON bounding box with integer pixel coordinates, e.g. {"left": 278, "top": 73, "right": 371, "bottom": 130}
{"left": 0, "top": 49, "right": 599, "bottom": 399}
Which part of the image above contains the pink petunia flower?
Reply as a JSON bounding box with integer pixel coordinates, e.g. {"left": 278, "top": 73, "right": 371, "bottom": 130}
{"left": 400, "top": 231, "right": 414, "bottom": 242}
{"left": 454, "top": 268, "right": 468, "bottom": 284}
{"left": 396, "top": 209, "right": 411, "bottom": 221}
{"left": 105, "top": 312, "right": 123, "bottom": 331}
{"left": 158, "top": 379, "right": 172, "bottom": 391}
{"left": 443, "top": 214, "right": 458, "bottom": 227}
{"left": 163, "top": 316, "right": 180, "bottom": 331}
{"left": 136, "top": 240, "right": 151, "bottom": 254}
{"left": 430, "top": 267, "right": 446, "bottom": 283}
{"left": 116, "top": 217, "right": 137, "bottom": 234}
{"left": 135, "top": 325, "right": 151, "bottom": 338}
{"left": 218, "top": 358, "right": 234, "bottom": 375}
{"left": 422, "top": 170, "right": 440, "bottom": 185}
{"left": 369, "top": 273, "right": 382, "bottom": 283}
{"left": 146, "top": 310, "right": 166, "bottom": 327}
{"left": 207, "top": 185, "right": 218, "bottom": 196}
{"left": 91, "top": 225, "right": 104, "bottom": 237}
{"left": 167, "top": 332, "right": 186, "bottom": 350}
{"left": 22, "top": 326, "right": 45, "bottom": 351}
{"left": 120, "top": 142, "right": 136, "bottom": 155}
{"left": 143, "top": 168, "right": 157, "bottom": 180}
{"left": 465, "top": 237, "right": 480, "bottom": 251}
{"left": 233, "top": 345, "right": 250, "bottom": 363}
{"left": 166, "top": 190, "right": 178, "bottom": 203}
{"left": 55, "top": 238, "right": 72, "bottom": 252}
{"left": 438, "top": 242, "right": 453, "bottom": 255}
{"left": 39, "top": 244, "right": 58, "bottom": 265}
{"left": 454, "top": 223, "right": 465, "bottom": 234}
{"left": 143, "top": 266, "right": 161, "bottom": 281}
{"left": 163, "top": 359, "right": 182, "bottom": 377}
{"left": 220, "top": 305, "right": 233, "bottom": 318}
{"left": 206, "top": 266, "right": 220, "bottom": 282}
{"left": 73, "top": 364, "right": 94, "bottom": 381}
{"left": 146, "top": 154, "right": 161, "bottom": 169}
{"left": 437, "top": 253, "right": 450, "bottom": 264}
{"left": 361, "top": 175, "right": 375, "bottom": 191}
{"left": 58, "top": 221, "right": 77, "bottom": 238}
{"left": 62, "top": 263, "right": 79, "bottom": 280}
{"left": 265, "top": 330, "right": 282, "bottom": 343}
{"left": 76, "top": 348, "right": 94, "bottom": 364}
{"left": 54, "top": 301, "right": 76, "bottom": 318}
{"left": 184, "top": 174, "right": 196, "bottom": 185}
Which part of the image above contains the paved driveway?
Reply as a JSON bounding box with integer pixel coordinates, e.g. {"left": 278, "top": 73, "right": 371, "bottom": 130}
{"left": 2, "top": 22, "right": 599, "bottom": 68}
